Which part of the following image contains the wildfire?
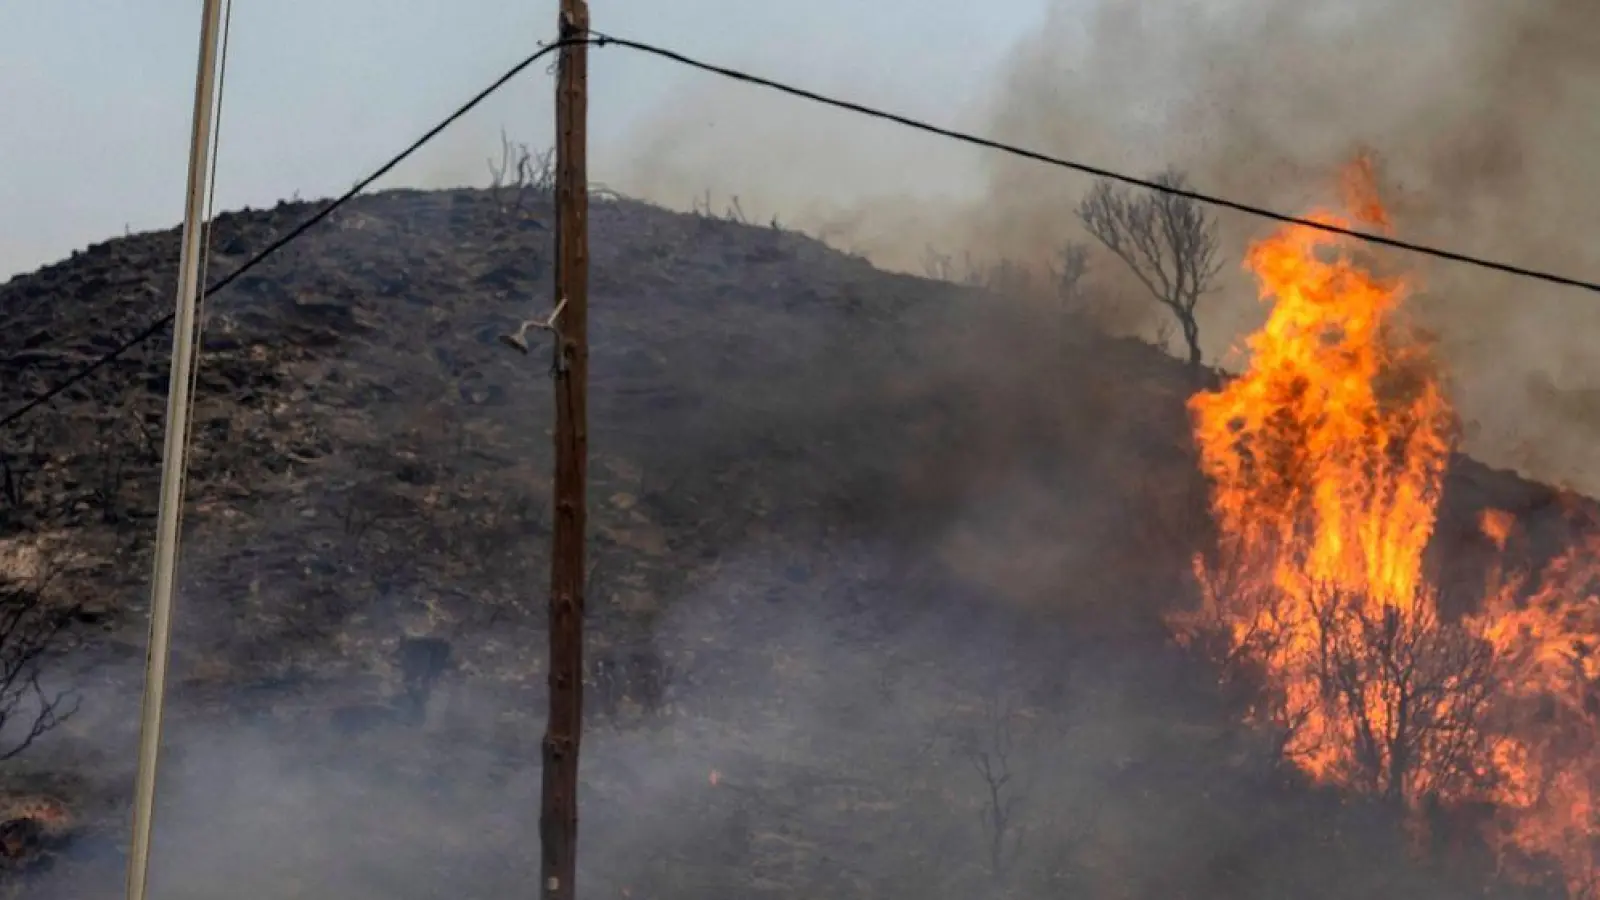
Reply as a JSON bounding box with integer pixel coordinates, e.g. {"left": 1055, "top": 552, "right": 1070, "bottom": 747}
{"left": 1185, "top": 157, "right": 1456, "bottom": 789}
{"left": 1178, "top": 159, "right": 1600, "bottom": 895}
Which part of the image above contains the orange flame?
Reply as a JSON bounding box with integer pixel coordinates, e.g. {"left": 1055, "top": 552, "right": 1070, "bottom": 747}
{"left": 1471, "top": 525, "right": 1600, "bottom": 895}
{"left": 1178, "top": 160, "right": 1600, "bottom": 895}
{"left": 1481, "top": 509, "right": 1515, "bottom": 551}
{"left": 1184, "top": 159, "right": 1455, "bottom": 786}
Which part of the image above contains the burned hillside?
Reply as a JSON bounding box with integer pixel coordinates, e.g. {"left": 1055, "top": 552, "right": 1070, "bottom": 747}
{"left": 0, "top": 186, "right": 1593, "bottom": 899}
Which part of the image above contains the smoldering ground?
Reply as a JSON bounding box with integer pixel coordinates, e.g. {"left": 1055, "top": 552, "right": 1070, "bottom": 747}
{"left": 612, "top": 0, "right": 1600, "bottom": 493}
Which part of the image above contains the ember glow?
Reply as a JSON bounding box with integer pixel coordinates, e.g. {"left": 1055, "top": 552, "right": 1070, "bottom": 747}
{"left": 1177, "top": 160, "right": 1600, "bottom": 895}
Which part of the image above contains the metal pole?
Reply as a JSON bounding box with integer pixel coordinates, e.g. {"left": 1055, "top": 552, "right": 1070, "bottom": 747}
{"left": 124, "top": 1, "right": 227, "bottom": 897}
{"left": 540, "top": 3, "right": 590, "bottom": 898}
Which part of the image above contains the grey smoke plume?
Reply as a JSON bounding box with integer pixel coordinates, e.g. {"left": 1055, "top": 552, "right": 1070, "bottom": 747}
{"left": 617, "top": 0, "right": 1600, "bottom": 489}
{"left": 978, "top": 0, "right": 1600, "bottom": 488}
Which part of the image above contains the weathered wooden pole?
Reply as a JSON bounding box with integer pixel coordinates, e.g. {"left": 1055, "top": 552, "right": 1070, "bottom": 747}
{"left": 541, "top": 2, "right": 589, "bottom": 898}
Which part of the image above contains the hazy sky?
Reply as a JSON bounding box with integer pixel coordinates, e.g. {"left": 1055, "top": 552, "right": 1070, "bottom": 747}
{"left": 0, "top": 0, "right": 1047, "bottom": 280}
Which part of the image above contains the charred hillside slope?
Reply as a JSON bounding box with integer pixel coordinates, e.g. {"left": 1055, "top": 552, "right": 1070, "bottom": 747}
{"left": 0, "top": 188, "right": 1584, "bottom": 899}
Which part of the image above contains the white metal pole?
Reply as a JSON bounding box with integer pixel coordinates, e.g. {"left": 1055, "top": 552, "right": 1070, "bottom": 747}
{"left": 124, "top": 1, "right": 227, "bottom": 897}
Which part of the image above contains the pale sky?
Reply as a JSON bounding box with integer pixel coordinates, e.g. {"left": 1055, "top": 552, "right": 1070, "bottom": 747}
{"left": 0, "top": 0, "right": 1049, "bottom": 280}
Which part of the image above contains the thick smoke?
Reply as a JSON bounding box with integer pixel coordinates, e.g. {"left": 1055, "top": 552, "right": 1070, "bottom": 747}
{"left": 616, "top": 0, "right": 1600, "bottom": 490}
{"left": 979, "top": 0, "right": 1600, "bottom": 488}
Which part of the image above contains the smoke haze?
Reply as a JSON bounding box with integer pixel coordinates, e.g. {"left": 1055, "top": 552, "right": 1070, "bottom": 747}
{"left": 615, "top": 0, "right": 1600, "bottom": 490}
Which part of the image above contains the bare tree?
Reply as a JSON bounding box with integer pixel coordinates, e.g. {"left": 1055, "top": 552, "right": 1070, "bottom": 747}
{"left": 0, "top": 552, "right": 80, "bottom": 760}
{"left": 1076, "top": 170, "right": 1222, "bottom": 369}
{"left": 976, "top": 258, "right": 1033, "bottom": 298}
{"left": 919, "top": 247, "right": 1044, "bottom": 299}
{"left": 1049, "top": 242, "right": 1090, "bottom": 310}
{"left": 1176, "top": 547, "right": 1333, "bottom": 760}
{"left": 487, "top": 128, "right": 555, "bottom": 216}
{"left": 686, "top": 189, "right": 756, "bottom": 225}
{"left": 952, "top": 683, "right": 1035, "bottom": 886}
{"left": 1174, "top": 560, "right": 1502, "bottom": 808}
{"left": 1307, "top": 585, "right": 1498, "bottom": 806}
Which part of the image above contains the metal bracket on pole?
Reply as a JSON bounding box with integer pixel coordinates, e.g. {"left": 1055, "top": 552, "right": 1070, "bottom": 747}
{"left": 499, "top": 296, "right": 570, "bottom": 374}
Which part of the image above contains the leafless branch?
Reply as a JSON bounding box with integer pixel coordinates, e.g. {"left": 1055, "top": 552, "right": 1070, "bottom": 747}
{"left": 1050, "top": 242, "right": 1091, "bottom": 309}
{"left": 1077, "top": 169, "right": 1222, "bottom": 369}
{"left": 0, "top": 552, "right": 80, "bottom": 760}
{"left": 1306, "top": 584, "right": 1498, "bottom": 804}
{"left": 691, "top": 188, "right": 714, "bottom": 218}
{"left": 487, "top": 128, "right": 555, "bottom": 217}
{"left": 952, "top": 684, "right": 1035, "bottom": 885}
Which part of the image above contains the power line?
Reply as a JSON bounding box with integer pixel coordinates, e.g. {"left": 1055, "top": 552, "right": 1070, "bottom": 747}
{"left": 0, "top": 38, "right": 575, "bottom": 432}
{"left": 588, "top": 31, "right": 1600, "bottom": 295}
{"left": 6, "top": 32, "right": 1599, "bottom": 433}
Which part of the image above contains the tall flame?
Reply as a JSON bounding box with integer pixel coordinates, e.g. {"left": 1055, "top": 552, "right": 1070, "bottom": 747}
{"left": 1178, "top": 159, "right": 1600, "bottom": 895}
{"left": 1184, "top": 158, "right": 1457, "bottom": 786}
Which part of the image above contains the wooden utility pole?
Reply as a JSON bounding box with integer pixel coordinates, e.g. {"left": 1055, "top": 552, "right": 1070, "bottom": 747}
{"left": 542, "top": 2, "right": 590, "bottom": 899}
